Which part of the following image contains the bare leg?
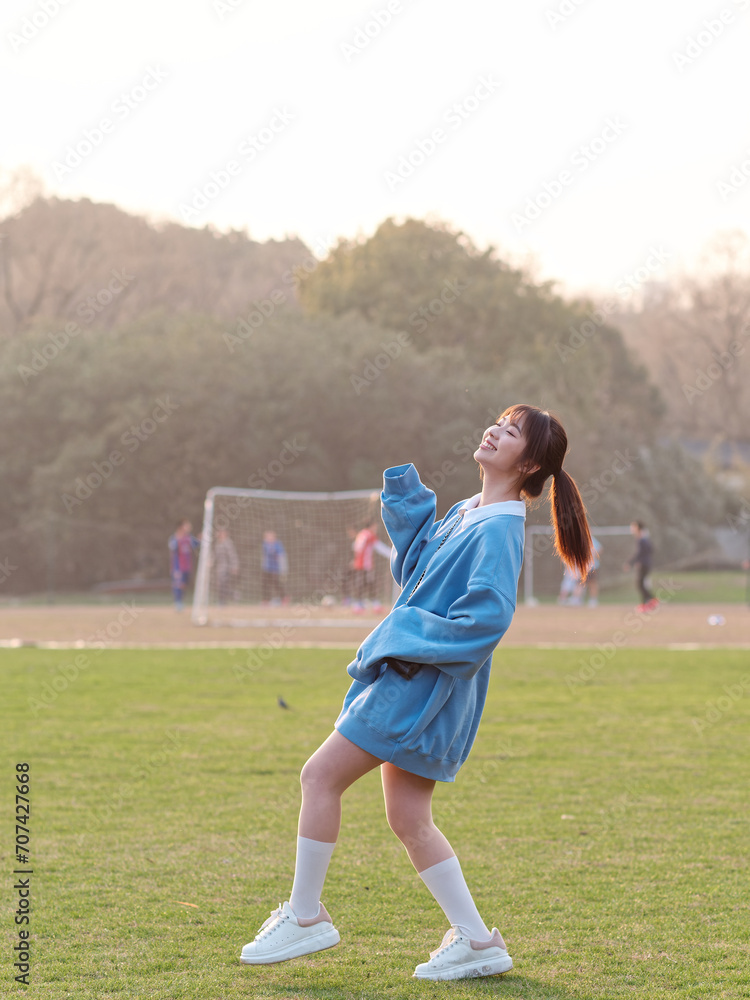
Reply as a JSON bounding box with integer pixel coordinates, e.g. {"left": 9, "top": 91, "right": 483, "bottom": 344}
{"left": 298, "top": 730, "right": 383, "bottom": 842}
{"left": 381, "top": 762, "right": 500, "bottom": 944}
{"left": 380, "top": 762, "right": 455, "bottom": 870}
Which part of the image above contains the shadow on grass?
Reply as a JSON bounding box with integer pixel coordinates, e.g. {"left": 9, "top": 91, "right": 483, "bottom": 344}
{"left": 233, "top": 972, "right": 600, "bottom": 1000}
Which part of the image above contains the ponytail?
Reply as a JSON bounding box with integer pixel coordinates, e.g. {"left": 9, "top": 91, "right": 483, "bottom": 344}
{"left": 550, "top": 468, "right": 593, "bottom": 581}
{"left": 493, "top": 403, "right": 594, "bottom": 580}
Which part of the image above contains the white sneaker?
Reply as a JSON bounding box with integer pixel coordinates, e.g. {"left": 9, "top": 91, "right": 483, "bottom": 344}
{"left": 413, "top": 927, "right": 513, "bottom": 981}
{"left": 240, "top": 900, "right": 340, "bottom": 965}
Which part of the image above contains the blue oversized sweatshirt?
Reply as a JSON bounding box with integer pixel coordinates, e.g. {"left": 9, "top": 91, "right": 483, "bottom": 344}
{"left": 334, "top": 463, "right": 525, "bottom": 782}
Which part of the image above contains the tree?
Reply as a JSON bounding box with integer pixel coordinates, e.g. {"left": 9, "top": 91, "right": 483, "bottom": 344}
{"left": 618, "top": 231, "right": 750, "bottom": 454}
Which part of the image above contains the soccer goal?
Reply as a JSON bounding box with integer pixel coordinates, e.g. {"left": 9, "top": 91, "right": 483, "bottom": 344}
{"left": 191, "top": 486, "right": 395, "bottom": 626}
{"left": 522, "top": 524, "right": 635, "bottom": 605}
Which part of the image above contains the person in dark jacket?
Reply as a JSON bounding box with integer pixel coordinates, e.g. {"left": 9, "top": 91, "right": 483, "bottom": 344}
{"left": 624, "top": 521, "right": 657, "bottom": 610}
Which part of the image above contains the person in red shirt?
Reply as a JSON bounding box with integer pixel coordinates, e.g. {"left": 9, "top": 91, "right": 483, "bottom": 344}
{"left": 351, "top": 522, "right": 379, "bottom": 610}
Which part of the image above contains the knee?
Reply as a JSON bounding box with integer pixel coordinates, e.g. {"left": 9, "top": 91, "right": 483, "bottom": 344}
{"left": 299, "top": 754, "right": 335, "bottom": 797}
{"left": 299, "top": 756, "right": 320, "bottom": 793}
{"left": 386, "top": 802, "right": 433, "bottom": 847}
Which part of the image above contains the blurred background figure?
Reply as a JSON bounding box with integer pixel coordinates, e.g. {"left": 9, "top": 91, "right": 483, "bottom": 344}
{"left": 168, "top": 518, "right": 200, "bottom": 611}
{"left": 214, "top": 528, "right": 240, "bottom": 605}
{"left": 624, "top": 521, "right": 658, "bottom": 611}
{"left": 557, "top": 564, "right": 580, "bottom": 605}
{"left": 580, "top": 536, "right": 602, "bottom": 607}
{"left": 262, "top": 530, "right": 288, "bottom": 605}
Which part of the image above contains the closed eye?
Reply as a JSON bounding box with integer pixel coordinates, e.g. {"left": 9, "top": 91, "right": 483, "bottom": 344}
{"left": 496, "top": 419, "right": 521, "bottom": 437}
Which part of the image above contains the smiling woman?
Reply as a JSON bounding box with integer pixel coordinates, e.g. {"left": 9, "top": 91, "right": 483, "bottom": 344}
{"left": 476, "top": 404, "right": 593, "bottom": 580}
{"left": 239, "top": 403, "right": 594, "bottom": 982}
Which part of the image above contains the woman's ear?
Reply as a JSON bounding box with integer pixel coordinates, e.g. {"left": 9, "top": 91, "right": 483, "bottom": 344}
{"left": 518, "top": 461, "right": 541, "bottom": 476}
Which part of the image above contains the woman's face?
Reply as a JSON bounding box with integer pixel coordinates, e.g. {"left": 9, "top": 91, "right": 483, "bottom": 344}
{"left": 473, "top": 415, "right": 528, "bottom": 476}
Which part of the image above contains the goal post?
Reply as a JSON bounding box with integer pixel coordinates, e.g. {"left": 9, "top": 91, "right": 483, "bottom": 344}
{"left": 191, "top": 486, "right": 395, "bottom": 626}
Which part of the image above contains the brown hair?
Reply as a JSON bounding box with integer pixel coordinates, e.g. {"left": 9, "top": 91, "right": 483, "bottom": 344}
{"left": 499, "top": 403, "right": 593, "bottom": 580}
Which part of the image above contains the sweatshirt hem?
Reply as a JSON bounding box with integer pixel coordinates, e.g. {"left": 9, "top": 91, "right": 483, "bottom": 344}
{"left": 335, "top": 712, "right": 460, "bottom": 783}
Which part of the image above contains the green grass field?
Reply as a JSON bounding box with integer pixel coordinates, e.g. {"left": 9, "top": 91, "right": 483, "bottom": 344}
{"left": 533, "top": 570, "right": 750, "bottom": 605}
{"left": 4, "top": 646, "right": 749, "bottom": 999}
{"left": 2, "top": 569, "right": 749, "bottom": 607}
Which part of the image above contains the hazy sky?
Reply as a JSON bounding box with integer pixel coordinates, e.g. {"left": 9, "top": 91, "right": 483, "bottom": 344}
{"left": 4, "top": 0, "right": 749, "bottom": 294}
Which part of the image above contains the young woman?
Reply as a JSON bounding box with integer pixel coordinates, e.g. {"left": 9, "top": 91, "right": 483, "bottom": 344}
{"left": 240, "top": 404, "right": 593, "bottom": 981}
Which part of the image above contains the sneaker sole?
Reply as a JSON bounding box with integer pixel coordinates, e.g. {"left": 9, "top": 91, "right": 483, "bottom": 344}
{"left": 413, "top": 954, "right": 513, "bottom": 981}
{"left": 240, "top": 927, "right": 340, "bottom": 965}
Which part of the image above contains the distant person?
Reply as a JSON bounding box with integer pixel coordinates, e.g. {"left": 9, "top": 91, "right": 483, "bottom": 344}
{"left": 168, "top": 519, "right": 200, "bottom": 611}
{"left": 215, "top": 528, "right": 240, "bottom": 605}
{"left": 557, "top": 564, "right": 580, "bottom": 605}
{"left": 342, "top": 526, "right": 358, "bottom": 605}
{"left": 624, "top": 521, "right": 657, "bottom": 611}
{"left": 351, "top": 522, "right": 378, "bottom": 610}
{"left": 351, "top": 522, "right": 390, "bottom": 611}
{"left": 580, "top": 536, "right": 602, "bottom": 607}
{"left": 262, "top": 530, "right": 288, "bottom": 604}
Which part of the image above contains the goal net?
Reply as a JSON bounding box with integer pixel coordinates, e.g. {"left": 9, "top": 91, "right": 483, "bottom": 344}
{"left": 191, "top": 486, "right": 395, "bottom": 626}
{"left": 522, "top": 524, "right": 636, "bottom": 605}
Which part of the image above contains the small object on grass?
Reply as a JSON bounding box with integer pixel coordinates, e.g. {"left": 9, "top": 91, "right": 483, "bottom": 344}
{"left": 278, "top": 696, "right": 290, "bottom": 709}
{"left": 174, "top": 901, "right": 199, "bottom": 908}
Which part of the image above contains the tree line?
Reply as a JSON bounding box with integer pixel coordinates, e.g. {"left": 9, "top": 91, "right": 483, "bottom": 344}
{"left": 0, "top": 197, "right": 744, "bottom": 593}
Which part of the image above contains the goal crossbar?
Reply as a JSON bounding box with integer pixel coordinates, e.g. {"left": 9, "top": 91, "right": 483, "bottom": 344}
{"left": 191, "top": 485, "right": 393, "bottom": 626}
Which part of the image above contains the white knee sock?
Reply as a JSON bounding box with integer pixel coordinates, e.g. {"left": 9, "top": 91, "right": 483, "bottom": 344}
{"left": 289, "top": 836, "right": 336, "bottom": 919}
{"left": 418, "top": 855, "right": 491, "bottom": 941}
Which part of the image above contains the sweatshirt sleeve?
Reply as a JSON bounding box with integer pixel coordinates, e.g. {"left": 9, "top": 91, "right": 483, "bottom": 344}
{"left": 380, "top": 464, "right": 438, "bottom": 588}
{"left": 352, "top": 580, "right": 515, "bottom": 682}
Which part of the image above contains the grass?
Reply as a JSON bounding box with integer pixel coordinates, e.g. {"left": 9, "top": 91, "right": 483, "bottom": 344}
{"left": 534, "top": 569, "right": 750, "bottom": 605}
{"left": 4, "top": 569, "right": 749, "bottom": 607}
{"left": 3, "top": 646, "right": 749, "bottom": 999}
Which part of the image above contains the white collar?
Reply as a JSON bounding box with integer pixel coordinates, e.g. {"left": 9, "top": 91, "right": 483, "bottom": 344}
{"left": 456, "top": 493, "right": 526, "bottom": 528}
